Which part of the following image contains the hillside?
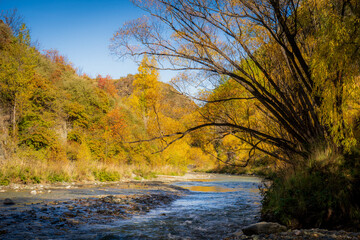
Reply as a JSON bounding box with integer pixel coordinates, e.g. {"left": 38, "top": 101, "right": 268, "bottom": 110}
{"left": 0, "top": 20, "right": 216, "bottom": 185}
{"left": 115, "top": 74, "right": 197, "bottom": 119}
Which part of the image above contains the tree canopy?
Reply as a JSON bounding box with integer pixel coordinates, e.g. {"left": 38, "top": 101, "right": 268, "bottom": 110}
{"left": 111, "top": 0, "right": 360, "bottom": 164}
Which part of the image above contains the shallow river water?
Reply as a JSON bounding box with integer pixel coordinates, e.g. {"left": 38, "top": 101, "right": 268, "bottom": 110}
{"left": 0, "top": 174, "right": 262, "bottom": 239}
{"left": 99, "top": 175, "right": 262, "bottom": 240}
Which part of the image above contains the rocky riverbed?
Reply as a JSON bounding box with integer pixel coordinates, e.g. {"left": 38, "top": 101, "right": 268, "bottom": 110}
{"left": 0, "top": 181, "right": 187, "bottom": 239}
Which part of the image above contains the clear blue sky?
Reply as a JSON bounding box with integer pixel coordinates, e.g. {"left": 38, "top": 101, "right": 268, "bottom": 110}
{"left": 0, "top": 0, "right": 174, "bottom": 81}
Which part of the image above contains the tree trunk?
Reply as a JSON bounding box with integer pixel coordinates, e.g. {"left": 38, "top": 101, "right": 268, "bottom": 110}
{"left": 11, "top": 99, "right": 16, "bottom": 140}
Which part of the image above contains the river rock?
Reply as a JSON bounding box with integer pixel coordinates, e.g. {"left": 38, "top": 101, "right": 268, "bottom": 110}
{"left": 3, "top": 198, "right": 15, "bottom": 205}
{"left": 242, "top": 222, "right": 287, "bottom": 236}
{"left": 99, "top": 234, "right": 122, "bottom": 240}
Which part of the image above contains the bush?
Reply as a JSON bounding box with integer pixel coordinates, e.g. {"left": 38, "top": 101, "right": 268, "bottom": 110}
{"left": 0, "top": 178, "right": 10, "bottom": 186}
{"left": 0, "top": 172, "right": 10, "bottom": 185}
{"left": 133, "top": 169, "right": 157, "bottom": 179}
{"left": 261, "top": 165, "right": 360, "bottom": 229}
{"left": 47, "top": 173, "right": 69, "bottom": 183}
{"left": 93, "top": 169, "right": 121, "bottom": 182}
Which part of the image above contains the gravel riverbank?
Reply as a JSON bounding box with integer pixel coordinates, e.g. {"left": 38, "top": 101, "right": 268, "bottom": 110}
{"left": 0, "top": 181, "right": 188, "bottom": 239}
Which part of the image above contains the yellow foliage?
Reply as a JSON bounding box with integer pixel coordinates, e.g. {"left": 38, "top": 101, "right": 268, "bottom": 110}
{"left": 77, "top": 142, "right": 92, "bottom": 163}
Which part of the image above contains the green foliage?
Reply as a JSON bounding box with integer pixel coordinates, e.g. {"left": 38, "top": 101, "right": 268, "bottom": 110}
{"left": 47, "top": 173, "right": 69, "bottom": 183}
{"left": 0, "top": 19, "right": 213, "bottom": 186}
{"left": 67, "top": 128, "right": 83, "bottom": 143}
{"left": 93, "top": 169, "right": 121, "bottom": 182}
{"left": 20, "top": 130, "right": 54, "bottom": 150}
{"left": 133, "top": 169, "right": 157, "bottom": 179}
{"left": 261, "top": 164, "right": 360, "bottom": 229}
{"left": 64, "top": 102, "right": 89, "bottom": 128}
{"left": 0, "top": 172, "right": 10, "bottom": 186}
{"left": 0, "top": 165, "right": 43, "bottom": 184}
{"left": 0, "top": 178, "right": 10, "bottom": 186}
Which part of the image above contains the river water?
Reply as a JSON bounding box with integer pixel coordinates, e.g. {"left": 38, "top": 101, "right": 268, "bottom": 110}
{"left": 90, "top": 175, "right": 262, "bottom": 239}
{"left": 0, "top": 174, "right": 262, "bottom": 239}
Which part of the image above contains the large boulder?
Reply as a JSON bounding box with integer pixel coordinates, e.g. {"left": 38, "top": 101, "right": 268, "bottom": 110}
{"left": 242, "top": 222, "right": 287, "bottom": 236}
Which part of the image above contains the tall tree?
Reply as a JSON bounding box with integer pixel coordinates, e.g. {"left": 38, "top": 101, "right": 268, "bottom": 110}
{"left": 0, "top": 9, "right": 24, "bottom": 37}
{"left": 111, "top": 0, "right": 360, "bottom": 164}
{"left": 0, "top": 23, "right": 36, "bottom": 140}
{"left": 131, "top": 55, "right": 160, "bottom": 131}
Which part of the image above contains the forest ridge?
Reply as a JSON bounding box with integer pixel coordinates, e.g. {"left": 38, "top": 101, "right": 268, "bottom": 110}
{"left": 0, "top": 19, "right": 219, "bottom": 184}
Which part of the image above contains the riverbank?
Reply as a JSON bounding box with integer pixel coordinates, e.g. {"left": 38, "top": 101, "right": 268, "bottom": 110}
{"left": 0, "top": 172, "right": 214, "bottom": 192}
{"left": 0, "top": 180, "right": 188, "bottom": 239}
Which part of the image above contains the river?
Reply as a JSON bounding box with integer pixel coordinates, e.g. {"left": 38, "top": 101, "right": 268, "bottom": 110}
{"left": 0, "top": 174, "right": 262, "bottom": 239}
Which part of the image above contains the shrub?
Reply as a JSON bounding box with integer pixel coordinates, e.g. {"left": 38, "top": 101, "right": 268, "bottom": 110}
{"left": 47, "top": 173, "right": 69, "bottom": 183}
{"left": 261, "top": 164, "right": 360, "bottom": 229}
{"left": 0, "top": 172, "right": 10, "bottom": 185}
{"left": 31, "top": 176, "right": 41, "bottom": 184}
{"left": 93, "top": 169, "right": 121, "bottom": 182}
{"left": 133, "top": 169, "right": 157, "bottom": 179}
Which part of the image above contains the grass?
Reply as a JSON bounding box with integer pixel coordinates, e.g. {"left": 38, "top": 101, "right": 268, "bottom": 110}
{"left": 0, "top": 153, "right": 190, "bottom": 185}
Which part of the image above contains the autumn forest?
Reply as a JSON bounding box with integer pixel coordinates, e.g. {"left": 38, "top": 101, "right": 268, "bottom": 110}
{"left": 1, "top": 0, "right": 360, "bottom": 231}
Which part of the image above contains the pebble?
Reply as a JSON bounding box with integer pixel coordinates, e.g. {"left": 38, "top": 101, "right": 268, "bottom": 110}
{"left": 100, "top": 234, "right": 122, "bottom": 240}
{"left": 3, "top": 198, "right": 15, "bottom": 205}
{"left": 66, "top": 218, "right": 80, "bottom": 225}
{"left": 30, "top": 190, "right": 37, "bottom": 195}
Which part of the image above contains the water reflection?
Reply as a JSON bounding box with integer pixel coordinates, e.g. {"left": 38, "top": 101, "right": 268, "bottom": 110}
{"left": 181, "top": 185, "right": 241, "bottom": 192}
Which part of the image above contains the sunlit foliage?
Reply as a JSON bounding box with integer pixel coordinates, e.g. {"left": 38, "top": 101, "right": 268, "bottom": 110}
{"left": 0, "top": 19, "right": 214, "bottom": 184}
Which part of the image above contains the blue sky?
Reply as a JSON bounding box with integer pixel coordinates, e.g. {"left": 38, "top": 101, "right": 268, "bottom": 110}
{"left": 0, "top": 0, "right": 175, "bottom": 81}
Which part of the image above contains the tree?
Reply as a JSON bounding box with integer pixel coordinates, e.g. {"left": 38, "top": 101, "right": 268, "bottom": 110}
{"left": 0, "top": 9, "right": 24, "bottom": 37}
{"left": 131, "top": 55, "right": 160, "bottom": 131}
{"left": 111, "top": 0, "right": 360, "bottom": 164}
{"left": 96, "top": 74, "right": 118, "bottom": 97}
{"left": 0, "top": 23, "right": 36, "bottom": 140}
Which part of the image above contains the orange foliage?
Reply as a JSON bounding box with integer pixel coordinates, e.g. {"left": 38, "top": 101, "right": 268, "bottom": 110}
{"left": 44, "top": 49, "right": 75, "bottom": 81}
{"left": 44, "top": 49, "right": 68, "bottom": 65}
{"left": 96, "top": 74, "right": 118, "bottom": 97}
{"left": 105, "top": 108, "right": 127, "bottom": 139}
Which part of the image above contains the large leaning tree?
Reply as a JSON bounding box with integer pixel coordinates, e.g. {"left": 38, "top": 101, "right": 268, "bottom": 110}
{"left": 111, "top": 0, "right": 360, "bottom": 165}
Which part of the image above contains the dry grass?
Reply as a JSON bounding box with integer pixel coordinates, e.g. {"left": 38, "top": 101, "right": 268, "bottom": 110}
{"left": 0, "top": 153, "right": 191, "bottom": 185}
